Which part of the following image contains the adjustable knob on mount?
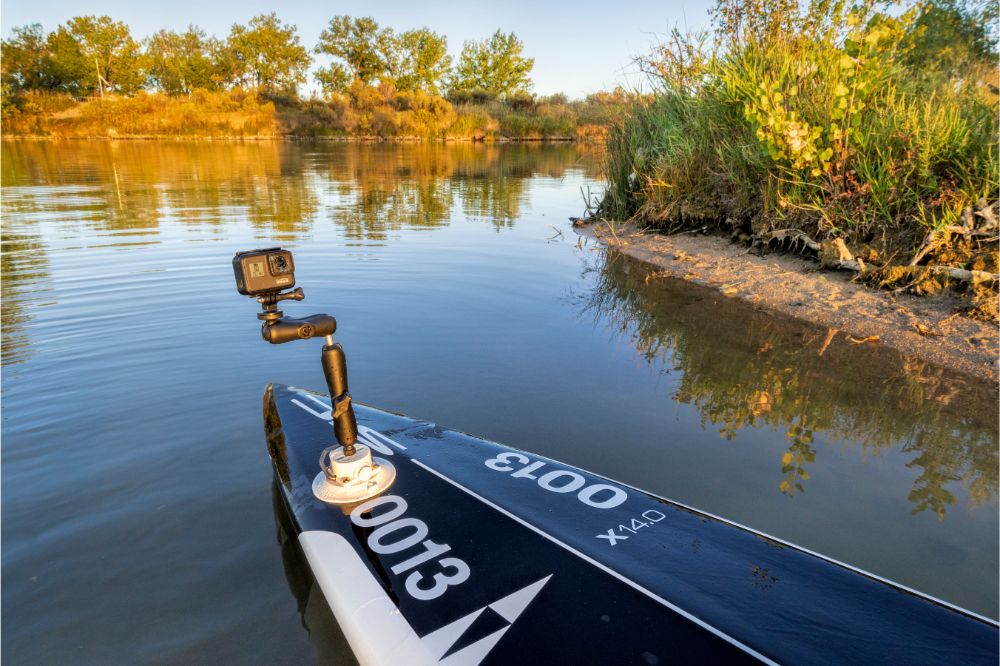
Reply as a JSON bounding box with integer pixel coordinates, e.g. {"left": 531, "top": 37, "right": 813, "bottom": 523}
{"left": 276, "top": 287, "right": 305, "bottom": 303}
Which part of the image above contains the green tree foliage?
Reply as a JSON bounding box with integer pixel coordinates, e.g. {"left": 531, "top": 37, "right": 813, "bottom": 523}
{"left": 449, "top": 30, "right": 534, "bottom": 100}
{"left": 394, "top": 28, "right": 452, "bottom": 94}
{"left": 1, "top": 12, "right": 617, "bottom": 146}
{"left": 315, "top": 16, "right": 395, "bottom": 86}
{"left": 46, "top": 15, "right": 144, "bottom": 95}
{"left": 315, "top": 62, "right": 352, "bottom": 94}
{"left": 1, "top": 24, "right": 51, "bottom": 91}
{"left": 222, "top": 13, "right": 310, "bottom": 93}
{"left": 145, "top": 27, "right": 219, "bottom": 94}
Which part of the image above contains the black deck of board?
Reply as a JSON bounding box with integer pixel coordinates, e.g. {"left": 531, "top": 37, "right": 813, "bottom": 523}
{"left": 264, "top": 383, "right": 998, "bottom": 665}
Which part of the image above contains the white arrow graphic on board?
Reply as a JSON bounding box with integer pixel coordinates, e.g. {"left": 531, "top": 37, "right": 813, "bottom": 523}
{"left": 421, "top": 575, "right": 553, "bottom": 665}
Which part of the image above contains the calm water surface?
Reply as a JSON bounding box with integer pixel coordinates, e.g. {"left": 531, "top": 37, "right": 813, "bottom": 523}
{"left": 2, "top": 141, "right": 997, "bottom": 663}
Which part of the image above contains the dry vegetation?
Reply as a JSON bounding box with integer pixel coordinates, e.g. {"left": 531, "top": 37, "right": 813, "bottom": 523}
{"left": 3, "top": 87, "right": 627, "bottom": 141}
{"left": 5, "top": 89, "right": 279, "bottom": 138}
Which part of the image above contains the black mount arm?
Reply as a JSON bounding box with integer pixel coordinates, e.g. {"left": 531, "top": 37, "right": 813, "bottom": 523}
{"left": 261, "top": 314, "right": 336, "bottom": 344}
{"left": 256, "top": 288, "right": 360, "bottom": 457}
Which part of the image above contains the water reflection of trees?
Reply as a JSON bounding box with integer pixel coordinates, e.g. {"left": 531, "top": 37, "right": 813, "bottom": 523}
{"left": 2, "top": 140, "right": 601, "bottom": 368}
{"left": 316, "top": 144, "right": 457, "bottom": 240}
{"left": 585, "top": 252, "right": 998, "bottom": 518}
{"left": 315, "top": 143, "right": 595, "bottom": 238}
{"left": 1, "top": 141, "right": 600, "bottom": 240}
{"left": 1, "top": 141, "right": 319, "bottom": 234}
{"left": 0, "top": 231, "right": 49, "bottom": 366}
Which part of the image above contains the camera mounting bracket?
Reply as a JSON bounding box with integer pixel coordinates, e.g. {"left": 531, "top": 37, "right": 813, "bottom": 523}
{"left": 235, "top": 247, "right": 393, "bottom": 503}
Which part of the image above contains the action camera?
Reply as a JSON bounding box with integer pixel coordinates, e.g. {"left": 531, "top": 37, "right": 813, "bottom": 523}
{"left": 233, "top": 248, "right": 295, "bottom": 296}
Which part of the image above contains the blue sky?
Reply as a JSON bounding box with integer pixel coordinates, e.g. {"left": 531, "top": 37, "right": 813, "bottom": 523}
{"left": 1, "top": 0, "right": 716, "bottom": 97}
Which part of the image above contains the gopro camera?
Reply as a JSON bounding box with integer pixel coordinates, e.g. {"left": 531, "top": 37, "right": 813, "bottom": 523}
{"left": 233, "top": 248, "right": 295, "bottom": 296}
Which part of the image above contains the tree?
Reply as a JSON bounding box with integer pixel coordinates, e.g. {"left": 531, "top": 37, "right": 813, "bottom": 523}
{"left": 449, "top": 30, "right": 534, "bottom": 100}
{"left": 1, "top": 24, "right": 51, "bottom": 91}
{"left": 145, "top": 26, "right": 218, "bottom": 94}
{"left": 315, "top": 16, "right": 396, "bottom": 85}
{"left": 394, "top": 28, "right": 451, "bottom": 94}
{"left": 223, "top": 13, "right": 310, "bottom": 93}
{"left": 46, "top": 16, "right": 144, "bottom": 95}
{"left": 315, "top": 62, "right": 352, "bottom": 94}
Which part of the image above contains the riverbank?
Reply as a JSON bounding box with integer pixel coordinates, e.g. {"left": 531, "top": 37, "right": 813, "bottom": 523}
{"left": 1, "top": 89, "right": 621, "bottom": 141}
{"left": 576, "top": 220, "right": 998, "bottom": 382}
{"left": 596, "top": 1, "right": 998, "bottom": 340}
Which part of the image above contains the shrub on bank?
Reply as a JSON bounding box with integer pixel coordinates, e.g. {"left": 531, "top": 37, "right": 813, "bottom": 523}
{"left": 1, "top": 90, "right": 77, "bottom": 135}
{"left": 507, "top": 102, "right": 577, "bottom": 139}
{"left": 599, "top": 0, "right": 998, "bottom": 313}
{"left": 287, "top": 83, "right": 457, "bottom": 138}
{"left": 448, "top": 107, "right": 499, "bottom": 140}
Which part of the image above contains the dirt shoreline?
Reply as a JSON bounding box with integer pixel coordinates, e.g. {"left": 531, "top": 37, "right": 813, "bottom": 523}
{"left": 576, "top": 220, "right": 998, "bottom": 383}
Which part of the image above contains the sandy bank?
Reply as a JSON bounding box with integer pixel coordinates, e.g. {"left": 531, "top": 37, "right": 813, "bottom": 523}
{"left": 576, "top": 220, "right": 998, "bottom": 383}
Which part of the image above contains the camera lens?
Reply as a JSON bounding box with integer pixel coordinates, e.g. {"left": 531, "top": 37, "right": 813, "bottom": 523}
{"left": 268, "top": 253, "right": 292, "bottom": 275}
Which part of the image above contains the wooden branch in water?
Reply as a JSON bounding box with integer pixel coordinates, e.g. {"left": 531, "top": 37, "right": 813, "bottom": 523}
{"left": 817, "top": 328, "right": 838, "bottom": 357}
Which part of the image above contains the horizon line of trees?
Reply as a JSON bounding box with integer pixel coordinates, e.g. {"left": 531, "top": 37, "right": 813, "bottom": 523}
{"left": 1, "top": 13, "right": 537, "bottom": 102}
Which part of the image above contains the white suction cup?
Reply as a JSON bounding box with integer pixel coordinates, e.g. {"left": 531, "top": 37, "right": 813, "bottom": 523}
{"left": 312, "top": 443, "right": 396, "bottom": 504}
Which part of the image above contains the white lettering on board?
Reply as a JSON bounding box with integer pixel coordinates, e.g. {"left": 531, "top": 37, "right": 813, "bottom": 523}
{"left": 483, "top": 453, "right": 628, "bottom": 509}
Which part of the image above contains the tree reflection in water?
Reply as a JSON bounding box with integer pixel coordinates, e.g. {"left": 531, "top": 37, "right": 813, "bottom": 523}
{"left": 0, "top": 230, "right": 49, "bottom": 366}
{"left": 584, "top": 251, "right": 998, "bottom": 518}
{"left": 1, "top": 141, "right": 599, "bottom": 241}
{"left": 0, "top": 140, "right": 600, "bottom": 370}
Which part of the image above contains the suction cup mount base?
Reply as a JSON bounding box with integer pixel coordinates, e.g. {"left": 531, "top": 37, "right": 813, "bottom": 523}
{"left": 312, "top": 443, "right": 396, "bottom": 504}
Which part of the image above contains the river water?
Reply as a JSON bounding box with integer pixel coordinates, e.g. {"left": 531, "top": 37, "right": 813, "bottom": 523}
{"left": 2, "top": 141, "right": 996, "bottom": 663}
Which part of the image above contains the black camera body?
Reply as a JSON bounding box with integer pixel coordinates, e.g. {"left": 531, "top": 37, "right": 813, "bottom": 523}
{"left": 233, "top": 248, "right": 295, "bottom": 296}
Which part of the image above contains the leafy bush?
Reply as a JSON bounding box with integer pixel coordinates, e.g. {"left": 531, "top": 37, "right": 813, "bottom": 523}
{"left": 1, "top": 90, "right": 76, "bottom": 134}
{"left": 394, "top": 90, "right": 456, "bottom": 137}
{"left": 446, "top": 89, "right": 493, "bottom": 105}
{"left": 448, "top": 106, "right": 498, "bottom": 139}
{"left": 601, "top": 0, "right": 998, "bottom": 267}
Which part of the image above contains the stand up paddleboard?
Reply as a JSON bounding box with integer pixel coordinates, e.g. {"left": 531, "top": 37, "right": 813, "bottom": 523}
{"left": 234, "top": 247, "right": 997, "bottom": 665}
{"left": 264, "top": 384, "right": 997, "bottom": 666}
